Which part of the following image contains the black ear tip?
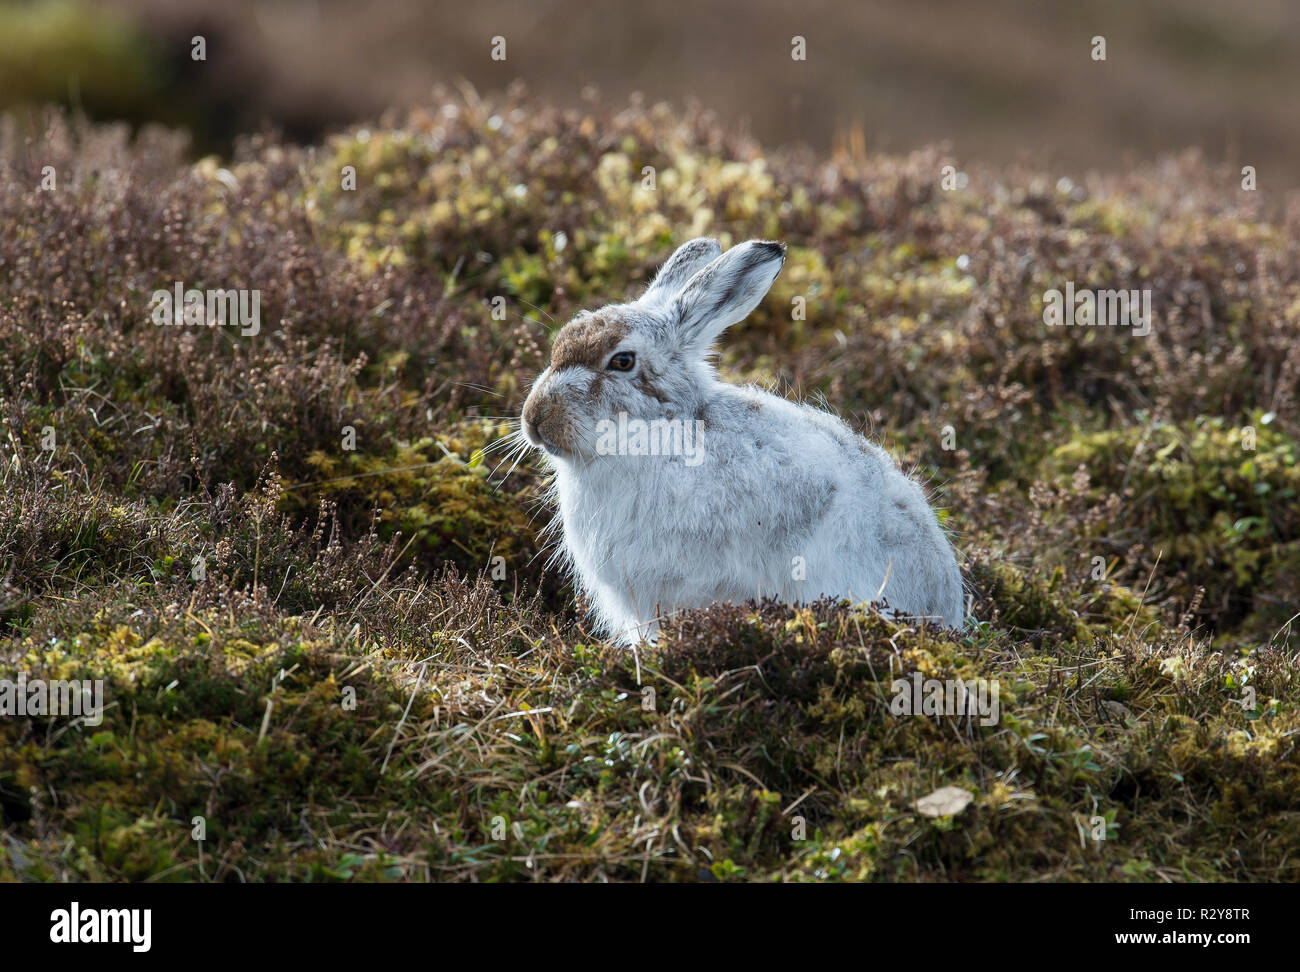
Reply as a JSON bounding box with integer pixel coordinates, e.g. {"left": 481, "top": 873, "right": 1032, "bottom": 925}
{"left": 756, "top": 240, "right": 787, "bottom": 260}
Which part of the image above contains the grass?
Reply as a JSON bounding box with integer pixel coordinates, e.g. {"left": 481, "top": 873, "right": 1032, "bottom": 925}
{"left": 0, "top": 87, "right": 1297, "bottom": 882}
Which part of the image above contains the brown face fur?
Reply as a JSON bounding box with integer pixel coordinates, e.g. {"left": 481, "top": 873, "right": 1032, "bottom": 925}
{"left": 548, "top": 309, "right": 630, "bottom": 371}
{"left": 523, "top": 306, "right": 680, "bottom": 457}
{"left": 521, "top": 309, "right": 629, "bottom": 456}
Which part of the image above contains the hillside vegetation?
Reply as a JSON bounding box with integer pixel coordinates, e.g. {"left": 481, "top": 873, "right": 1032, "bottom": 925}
{"left": 0, "top": 89, "right": 1297, "bottom": 881}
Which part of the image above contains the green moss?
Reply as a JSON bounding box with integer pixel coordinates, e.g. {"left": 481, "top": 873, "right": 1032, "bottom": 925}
{"left": 1043, "top": 414, "right": 1300, "bottom": 643}
{"left": 297, "top": 427, "right": 544, "bottom": 581}
{"left": 1, "top": 588, "right": 1297, "bottom": 882}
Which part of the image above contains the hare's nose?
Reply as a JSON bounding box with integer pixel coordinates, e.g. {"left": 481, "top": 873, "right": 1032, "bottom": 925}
{"left": 522, "top": 398, "right": 547, "bottom": 432}
{"left": 523, "top": 415, "right": 546, "bottom": 445}
{"left": 522, "top": 398, "right": 558, "bottom": 448}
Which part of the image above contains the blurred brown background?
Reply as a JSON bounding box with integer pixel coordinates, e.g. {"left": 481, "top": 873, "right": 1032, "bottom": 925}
{"left": 4, "top": 0, "right": 1299, "bottom": 184}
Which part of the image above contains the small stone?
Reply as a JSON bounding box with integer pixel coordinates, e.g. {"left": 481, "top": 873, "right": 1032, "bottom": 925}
{"left": 916, "top": 786, "right": 974, "bottom": 818}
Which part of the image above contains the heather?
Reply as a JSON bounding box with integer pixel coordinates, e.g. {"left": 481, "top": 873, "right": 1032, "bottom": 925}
{"left": 0, "top": 89, "right": 1296, "bottom": 882}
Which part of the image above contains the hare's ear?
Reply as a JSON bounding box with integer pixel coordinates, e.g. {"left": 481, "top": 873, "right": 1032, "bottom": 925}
{"left": 673, "top": 240, "right": 785, "bottom": 353}
{"left": 641, "top": 237, "right": 722, "bottom": 304}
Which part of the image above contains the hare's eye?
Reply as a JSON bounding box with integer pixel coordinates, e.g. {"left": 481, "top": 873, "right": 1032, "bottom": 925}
{"left": 607, "top": 351, "right": 636, "bottom": 372}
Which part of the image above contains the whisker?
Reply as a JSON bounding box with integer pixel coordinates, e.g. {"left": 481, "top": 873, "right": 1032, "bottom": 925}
{"left": 450, "top": 381, "right": 504, "bottom": 398}
{"left": 487, "top": 437, "right": 535, "bottom": 491}
{"left": 515, "top": 296, "right": 557, "bottom": 326}
{"left": 480, "top": 435, "right": 522, "bottom": 455}
{"left": 486, "top": 441, "right": 526, "bottom": 479}
{"left": 507, "top": 309, "right": 554, "bottom": 333}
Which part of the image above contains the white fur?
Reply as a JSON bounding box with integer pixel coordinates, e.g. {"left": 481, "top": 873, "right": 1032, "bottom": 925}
{"left": 522, "top": 238, "right": 965, "bottom": 644}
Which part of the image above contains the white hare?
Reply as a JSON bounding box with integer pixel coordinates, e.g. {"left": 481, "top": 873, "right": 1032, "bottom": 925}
{"left": 521, "top": 237, "right": 965, "bottom": 644}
